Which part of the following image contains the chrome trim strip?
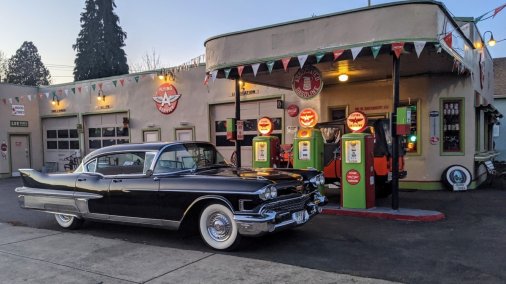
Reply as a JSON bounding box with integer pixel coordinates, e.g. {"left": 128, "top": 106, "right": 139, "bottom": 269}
{"left": 182, "top": 195, "right": 236, "bottom": 220}
{"left": 83, "top": 213, "right": 180, "bottom": 229}
{"left": 159, "top": 189, "right": 261, "bottom": 196}
{"left": 15, "top": 187, "right": 102, "bottom": 200}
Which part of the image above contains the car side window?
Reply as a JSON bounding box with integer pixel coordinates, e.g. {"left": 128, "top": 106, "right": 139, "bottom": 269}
{"left": 96, "top": 152, "right": 147, "bottom": 175}
{"left": 154, "top": 145, "right": 196, "bottom": 174}
{"left": 85, "top": 159, "right": 97, "bottom": 173}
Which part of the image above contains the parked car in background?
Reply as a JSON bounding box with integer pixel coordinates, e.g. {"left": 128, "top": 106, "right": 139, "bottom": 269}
{"left": 15, "top": 141, "right": 326, "bottom": 250}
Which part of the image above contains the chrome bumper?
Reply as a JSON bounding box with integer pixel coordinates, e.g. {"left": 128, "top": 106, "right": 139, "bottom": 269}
{"left": 233, "top": 192, "right": 327, "bottom": 237}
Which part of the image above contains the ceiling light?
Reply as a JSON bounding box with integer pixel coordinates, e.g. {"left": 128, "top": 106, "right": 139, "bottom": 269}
{"left": 338, "top": 74, "right": 349, "bottom": 82}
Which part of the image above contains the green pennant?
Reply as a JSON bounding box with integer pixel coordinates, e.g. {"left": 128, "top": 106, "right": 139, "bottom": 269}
{"left": 15, "top": 97, "right": 19, "bottom": 102}
{"left": 92, "top": 84, "right": 96, "bottom": 91}
{"left": 224, "top": 68, "right": 231, "bottom": 79}
{"left": 71, "top": 87, "right": 75, "bottom": 94}
{"left": 266, "top": 61, "right": 275, "bottom": 74}
{"left": 51, "top": 91, "right": 56, "bottom": 96}
{"left": 371, "top": 45, "right": 381, "bottom": 59}
{"left": 113, "top": 80, "right": 117, "bottom": 87}
{"left": 134, "top": 76, "right": 139, "bottom": 83}
{"left": 315, "top": 52, "right": 325, "bottom": 63}
{"left": 474, "top": 13, "right": 486, "bottom": 22}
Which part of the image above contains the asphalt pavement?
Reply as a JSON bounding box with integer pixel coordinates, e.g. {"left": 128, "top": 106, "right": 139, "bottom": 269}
{"left": 1, "top": 177, "right": 506, "bottom": 283}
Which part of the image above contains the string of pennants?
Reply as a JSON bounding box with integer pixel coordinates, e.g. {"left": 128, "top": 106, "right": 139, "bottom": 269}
{"left": 204, "top": 41, "right": 447, "bottom": 85}
{"left": 474, "top": 3, "right": 506, "bottom": 23}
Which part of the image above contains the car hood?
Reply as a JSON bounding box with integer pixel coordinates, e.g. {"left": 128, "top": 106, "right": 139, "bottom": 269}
{"left": 196, "top": 167, "right": 303, "bottom": 185}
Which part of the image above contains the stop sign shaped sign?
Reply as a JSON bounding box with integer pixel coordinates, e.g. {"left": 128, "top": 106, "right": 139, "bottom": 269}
{"left": 346, "top": 169, "right": 361, "bottom": 185}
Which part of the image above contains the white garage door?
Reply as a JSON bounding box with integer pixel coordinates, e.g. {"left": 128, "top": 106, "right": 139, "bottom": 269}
{"left": 83, "top": 112, "right": 129, "bottom": 154}
{"left": 210, "top": 99, "right": 283, "bottom": 167}
{"left": 42, "top": 116, "right": 80, "bottom": 172}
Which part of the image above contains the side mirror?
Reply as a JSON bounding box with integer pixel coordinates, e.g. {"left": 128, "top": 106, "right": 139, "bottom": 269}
{"left": 146, "top": 169, "right": 153, "bottom": 177}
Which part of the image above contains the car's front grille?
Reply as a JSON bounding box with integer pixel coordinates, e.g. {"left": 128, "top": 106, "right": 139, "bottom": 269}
{"left": 262, "top": 195, "right": 311, "bottom": 213}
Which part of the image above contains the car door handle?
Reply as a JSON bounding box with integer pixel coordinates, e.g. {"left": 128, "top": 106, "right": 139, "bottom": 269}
{"left": 77, "top": 178, "right": 86, "bottom": 182}
{"left": 153, "top": 177, "right": 160, "bottom": 181}
{"left": 113, "top": 179, "right": 122, "bottom": 183}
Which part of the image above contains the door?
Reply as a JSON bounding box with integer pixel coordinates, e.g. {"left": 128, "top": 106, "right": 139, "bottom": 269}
{"left": 10, "top": 135, "right": 30, "bottom": 177}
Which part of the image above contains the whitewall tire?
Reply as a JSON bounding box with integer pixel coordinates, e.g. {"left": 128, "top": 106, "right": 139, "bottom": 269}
{"left": 199, "top": 203, "right": 240, "bottom": 251}
{"left": 54, "top": 214, "right": 83, "bottom": 230}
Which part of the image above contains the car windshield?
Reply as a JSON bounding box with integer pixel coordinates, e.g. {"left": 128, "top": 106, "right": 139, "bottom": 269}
{"left": 153, "top": 143, "right": 229, "bottom": 174}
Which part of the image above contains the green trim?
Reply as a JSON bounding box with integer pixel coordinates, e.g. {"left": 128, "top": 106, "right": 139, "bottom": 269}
{"left": 142, "top": 128, "right": 161, "bottom": 142}
{"left": 440, "top": 97, "right": 465, "bottom": 156}
{"left": 399, "top": 180, "right": 444, "bottom": 190}
{"left": 174, "top": 126, "right": 195, "bottom": 141}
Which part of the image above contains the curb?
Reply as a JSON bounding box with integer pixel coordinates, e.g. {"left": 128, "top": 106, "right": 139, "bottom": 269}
{"left": 322, "top": 207, "right": 446, "bottom": 222}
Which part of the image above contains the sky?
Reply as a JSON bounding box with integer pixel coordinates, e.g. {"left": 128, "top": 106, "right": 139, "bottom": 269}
{"left": 1, "top": 0, "right": 505, "bottom": 84}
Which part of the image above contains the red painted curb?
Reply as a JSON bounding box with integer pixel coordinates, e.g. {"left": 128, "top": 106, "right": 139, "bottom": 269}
{"left": 322, "top": 208, "right": 446, "bottom": 222}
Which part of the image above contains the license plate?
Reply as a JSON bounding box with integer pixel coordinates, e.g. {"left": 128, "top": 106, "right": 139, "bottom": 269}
{"left": 292, "top": 210, "right": 309, "bottom": 224}
{"left": 387, "top": 172, "right": 392, "bottom": 182}
{"left": 453, "top": 183, "right": 467, "bottom": 191}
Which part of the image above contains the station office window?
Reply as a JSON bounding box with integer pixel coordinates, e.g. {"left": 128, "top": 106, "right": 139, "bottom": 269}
{"left": 441, "top": 98, "right": 464, "bottom": 154}
{"left": 399, "top": 100, "right": 419, "bottom": 154}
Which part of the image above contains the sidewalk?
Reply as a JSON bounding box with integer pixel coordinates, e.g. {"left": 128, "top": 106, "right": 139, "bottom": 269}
{"left": 0, "top": 222, "right": 397, "bottom": 284}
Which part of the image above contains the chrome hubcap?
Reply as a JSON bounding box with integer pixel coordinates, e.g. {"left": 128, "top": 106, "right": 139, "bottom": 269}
{"left": 206, "top": 212, "right": 232, "bottom": 242}
{"left": 56, "top": 214, "right": 72, "bottom": 223}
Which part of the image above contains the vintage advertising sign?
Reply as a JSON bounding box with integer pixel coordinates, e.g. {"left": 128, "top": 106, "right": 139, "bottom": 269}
{"left": 1, "top": 141, "right": 7, "bottom": 160}
{"left": 152, "top": 83, "right": 181, "bottom": 115}
{"left": 236, "top": 120, "right": 244, "bottom": 141}
{"left": 346, "top": 169, "right": 361, "bottom": 185}
{"left": 345, "top": 140, "right": 361, "bottom": 163}
{"left": 346, "top": 111, "right": 367, "bottom": 133}
{"left": 255, "top": 141, "right": 268, "bottom": 161}
{"left": 257, "top": 117, "right": 274, "bottom": 135}
{"left": 298, "top": 108, "right": 319, "bottom": 128}
{"left": 292, "top": 66, "right": 323, "bottom": 100}
{"left": 10, "top": 121, "right": 29, "bottom": 127}
{"left": 11, "top": 105, "right": 25, "bottom": 116}
{"left": 429, "top": 111, "right": 440, "bottom": 145}
{"left": 287, "top": 104, "right": 299, "bottom": 117}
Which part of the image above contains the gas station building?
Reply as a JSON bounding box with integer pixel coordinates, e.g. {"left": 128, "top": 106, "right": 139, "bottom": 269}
{"left": 0, "top": 1, "right": 501, "bottom": 191}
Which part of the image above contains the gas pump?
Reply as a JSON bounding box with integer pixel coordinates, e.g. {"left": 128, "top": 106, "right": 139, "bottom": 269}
{"left": 293, "top": 108, "right": 324, "bottom": 171}
{"left": 252, "top": 117, "right": 280, "bottom": 168}
{"left": 341, "top": 112, "right": 375, "bottom": 209}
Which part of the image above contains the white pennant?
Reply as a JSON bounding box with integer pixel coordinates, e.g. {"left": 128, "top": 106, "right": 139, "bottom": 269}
{"left": 211, "top": 70, "right": 218, "bottom": 82}
{"left": 351, "top": 47, "right": 363, "bottom": 60}
{"left": 414, "top": 41, "right": 426, "bottom": 58}
{"left": 297, "top": 55, "right": 308, "bottom": 68}
{"left": 8, "top": 98, "right": 12, "bottom": 104}
{"left": 28, "top": 95, "right": 32, "bottom": 101}
{"left": 251, "top": 63, "right": 261, "bottom": 77}
{"left": 64, "top": 89, "right": 69, "bottom": 96}
{"left": 45, "top": 92, "right": 49, "bottom": 98}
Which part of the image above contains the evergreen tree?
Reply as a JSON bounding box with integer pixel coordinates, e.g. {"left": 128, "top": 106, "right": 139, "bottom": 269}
{"left": 6, "top": 41, "right": 51, "bottom": 86}
{"left": 73, "top": 0, "right": 128, "bottom": 81}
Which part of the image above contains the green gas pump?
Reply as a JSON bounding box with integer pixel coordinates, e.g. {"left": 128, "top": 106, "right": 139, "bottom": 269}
{"left": 252, "top": 117, "right": 280, "bottom": 168}
{"left": 341, "top": 133, "right": 375, "bottom": 209}
{"left": 293, "top": 128, "right": 324, "bottom": 171}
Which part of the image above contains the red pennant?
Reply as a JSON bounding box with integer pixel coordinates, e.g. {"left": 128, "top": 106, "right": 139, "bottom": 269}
{"left": 98, "top": 82, "right": 103, "bottom": 90}
{"left": 203, "top": 74, "right": 210, "bottom": 86}
{"left": 333, "top": 50, "right": 344, "bottom": 61}
{"left": 443, "top": 33, "right": 452, "bottom": 48}
{"left": 494, "top": 4, "right": 506, "bottom": 17}
{"left": 237, "top": 66, "right": 245, "bottom": 77}
{"left": 281, "top": 57, "right": 291, "bottom": 72}
{"left": 392, "top": 43, "right": 405, "bottom": 58}
{"left": 39, "top": 93, "right": 43, "bottom": 98}
{"left": 58, "top": 89, "right": 63, "bottom": 96}
{"left": 77, "top": 86, "right": 82, "bottom": 93}
{"left": 120, "top": 79, "right": 125, "bottom": 86}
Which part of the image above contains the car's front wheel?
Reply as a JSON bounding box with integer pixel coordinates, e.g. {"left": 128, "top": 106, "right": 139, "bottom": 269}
{"left": 199, "top": 203, "right": 240, "bottom": 251}
{"left": 54, "top": 214, "right": 83, "bottom": 230}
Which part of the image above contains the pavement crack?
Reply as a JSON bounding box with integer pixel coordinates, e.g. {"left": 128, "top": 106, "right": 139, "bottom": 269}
{"left": 142, "top": 253, "right": 215, "bottom": 283}
{"left": 0, "top": 231, "right": 64, "bottom": 246}
{"left": 0, "top": 250, "right": 139, "bottom": 284}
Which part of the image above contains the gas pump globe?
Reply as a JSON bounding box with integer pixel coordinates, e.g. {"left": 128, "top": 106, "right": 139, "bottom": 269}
{"left": 252, "top": 117, "right": 280, "bottom": 168}
{"left": 293, "top": 108, "right": 324, "bottom": 171}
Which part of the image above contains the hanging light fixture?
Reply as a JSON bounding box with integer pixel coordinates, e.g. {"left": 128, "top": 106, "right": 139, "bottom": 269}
{"left": 483, "top": 31, "right": 497, "bottom": 47}
{"left": 338, "top": 74, "right": 349, "bottom": 82}
{"left": 51, "top": 95, "right": 59, "bottom": 106}
{"left": 97, "top": 90, "right": 105, "bottom": 101}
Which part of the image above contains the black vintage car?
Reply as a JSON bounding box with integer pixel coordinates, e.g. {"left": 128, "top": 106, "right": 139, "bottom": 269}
{"left": 15, "top": 141, "right": 326, "bottom": 250}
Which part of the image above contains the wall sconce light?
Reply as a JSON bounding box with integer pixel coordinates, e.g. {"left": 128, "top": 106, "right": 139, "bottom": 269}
{"left": 238, "top": 80, "right": 246, "bottom": 91}
{"left": 158, "top": 69, "right": 175, "bottom": 82}
{"left": 338, "top": 74, "right": 349, "bottom": 82}
{"left": 483, "top": 31, "right": 496, "bottom": 47}
{"left": 97, "top": 90, "right": 105, "bottom": 101}
{"left": 51, "top": 95, "right": 59, "bottom": 106}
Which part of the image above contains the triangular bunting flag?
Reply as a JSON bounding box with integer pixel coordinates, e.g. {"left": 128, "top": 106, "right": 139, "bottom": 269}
{"left": 224, "top": 68, "right": 231, "bottom": 79}
{"left": 28, "top": 95, "right": 32, "bottom": 101}
{"left": 203, "top": 74, "right": 210, "bottom": 86}
{"left": 45, "top": 92, "right": 50, "bottom": 98}
{"left": 98, "top": 82, "right": 103, "bottom": 90}
{"left": 333, "top": 50, "right": 344, "bottom": 61}
{"left": 297, "top": 55, "right": 308, "bottom": 68}
{"left": 266, "top": 61, "right": 275, "bottom": 74}
{"left": 9, "top": 98, "right": 13, "bottom": 104}
{"left": 92, "top": 84, "right": 96, "bottom": 91}
{"left": 281, "top": 58, "right": 291, "bottom": 72}
{"left": 77, "top": 86, "right": 82, "bottom": 93}
{"left": 392, "top": 42, "right": 405, "bottom": 58}
{"left": 15, "top": 97, "right": 19, "bottom": 103}
{"left": 39, "top": 93, "right": 43, "bottom": 99}
{"left": 494, "top": 4, "right": 506, "bottom": 17}
{"left": 119, "top": 79, "right": 125, "bottom": 86}
{"left": 20, "top": 96, "right": 24, "bottom": 103}
{"left": 443, "top": 33, "right": 452, "bottom": 48}
{"left": 64, "top": 89, "right": 69, "bottom": 96}
{"left": 351, "top": 47, "right": 363, "bottom": 60}
{"left": 211, "top": 70, "right": 218, "bottom": 82}
{"left": 414, "top": 41, "right": 426, "bottom": 58}
{"left": 71, "top": 87, "right": 75, "bottom": 94}
{"left": 315, "top": 53, "right": 325, "bottom": 63}
{"left": 237, "top": 66, "right": 245, "bottom": 77}
{"left": 112, "top": 80, "right": 117, "bottom": 87}
{"left": 371, "top": 45, "right": 381, "bottom": 59}
{"left": 51, "top": 91, "right": 56, "bottom": 97}
{"left": 251, "top": 63, "right": 261, "bottom": 77}
{"left": 134, "top": 76, "right": 139, "bottom": 83}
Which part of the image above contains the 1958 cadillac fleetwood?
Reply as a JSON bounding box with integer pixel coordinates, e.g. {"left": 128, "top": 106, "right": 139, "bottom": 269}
{"left": 15, "top": 141, "right": 326, "bottom": 250}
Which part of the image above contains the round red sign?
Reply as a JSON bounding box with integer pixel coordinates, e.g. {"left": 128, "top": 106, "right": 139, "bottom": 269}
{"left": 287, "top": 104, "right": 299, "bottom": 117}
{"left": 292, "top": 66, "right": 323, "bottom": 100}
{"left": 346, "top": 169, "right": 361, "bottom": 185}
{"left": 298, "top": 108, "right": 319, "bottom": 128}
{"left": 153, "top": 83, "right": 181, "bottom": 115}
{"left": 347, "top": 111, "right": 368, "bottom": 133}
{"left": 257, "top": 117, "right": 274, "bottom": 135}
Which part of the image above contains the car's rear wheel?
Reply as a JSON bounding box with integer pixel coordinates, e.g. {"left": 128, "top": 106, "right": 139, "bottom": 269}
{"left": 54, "top": 214, "right": 83, "bottom": 230}
{"left": 199, "top": 203, "right": 240, "bottom": 251}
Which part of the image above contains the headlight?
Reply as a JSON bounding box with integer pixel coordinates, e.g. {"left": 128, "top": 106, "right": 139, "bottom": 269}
{"left": 259, "top": 185, "right": 277, "bottom": 200}
{"left": 318, "top": 174, "right": 325, "bottom": 185}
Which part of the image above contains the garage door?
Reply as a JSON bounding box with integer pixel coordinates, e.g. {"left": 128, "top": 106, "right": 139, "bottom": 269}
{"left": 42, "top": 116, "right": 79, "bottom": 172}
{"left": 83, "top": 112, "right": 129, "bottom": 154}
{"left": 210, "top": 99, "right": 283, "bottom": 167}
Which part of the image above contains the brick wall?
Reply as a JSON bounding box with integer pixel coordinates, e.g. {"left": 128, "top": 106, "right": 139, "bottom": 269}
{"left": 494, "top": 57, "right": 506, "bottom": 97}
